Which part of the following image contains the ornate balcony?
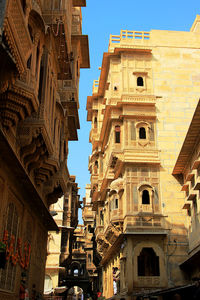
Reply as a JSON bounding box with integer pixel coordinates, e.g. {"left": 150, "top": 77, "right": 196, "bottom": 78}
{"left": 124, "top": 214, "right": 168, "bottom": 234}
{"left": 2, "top": 0, "right": 32, "bottom": 75}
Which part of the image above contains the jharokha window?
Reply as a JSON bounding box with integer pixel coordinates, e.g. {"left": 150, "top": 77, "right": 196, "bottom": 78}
{"left": 138, "top": 248, "right": 160, "bottom": 276}
{"left": 115, "top": 125, "right": 121, "bottom": 143}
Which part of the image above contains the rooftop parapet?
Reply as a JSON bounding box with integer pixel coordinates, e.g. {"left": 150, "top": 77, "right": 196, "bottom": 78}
{"left": 108, "top": 30, "right": 150, "bottom": 52}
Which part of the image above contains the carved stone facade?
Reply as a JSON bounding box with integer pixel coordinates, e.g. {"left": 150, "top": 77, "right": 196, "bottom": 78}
{"left": 0, "top": 0, "right": 89, "bottom": 299}
{"left": 87, "top": 16, "right": 200, "bottom": 299}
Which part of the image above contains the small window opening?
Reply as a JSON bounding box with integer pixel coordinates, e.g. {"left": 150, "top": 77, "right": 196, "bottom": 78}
{"left": 27, "top": 55, "right": 32, "bottom": 69}
{"left": 138, "top": 248, "right": 160, "bottom": 276}
{"left": 88, "top": 254, "right": 92, "bottom": 263}
{"left": 114, "top": 86, "right": 118, "bottom": 91}
{"left": 100, "top": 210, "right": 104, "bottom": 225}
{"left": 115, "top": 125, "right": 120, "bottom": 143}
{"left": 115, "top": 198, "right": 118, "bottom": 209}
{"left": 137, "top": 77, "right": 144, "bottom": 87}
{"left": 142, "top": 190, "right": 150, "bottom": 205}
{"left": 38, "top": 64, "right": 44, "bottom": 103}
{"left": 28, "top": 25, "right": 33, "bottom": 42}
{"left": 139, "top": 127, "right": 146, "bottom": 139}
{"left": 94, "top": 117, "right": 97, "bottom": 128}
{"left": 73, "top": 268, "right": 79, "bottom": 277}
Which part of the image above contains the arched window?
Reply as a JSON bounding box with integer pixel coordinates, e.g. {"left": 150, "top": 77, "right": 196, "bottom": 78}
{"left": 139, "top": 127, "right": 146, "bottom": 139}
{"left": 114, "top": 86, "right": 118, "bottom": 91}
{"left": 142, "top": 190, "right": 150, "bottom": 204}
{"left": 138, "top": 248, "right": 160, "bottom": 276}
{"left": 115, "top": 126, "right": 120, "bottom": 143}
{"left": 137, "top": 77, "right": 144, "bottom": 87}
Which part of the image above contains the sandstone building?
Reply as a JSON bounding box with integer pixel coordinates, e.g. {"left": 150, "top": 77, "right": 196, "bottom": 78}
{"left": 87, "top": 15, "right": 200, "bottom": 299}
{"left": 0, "top": 0, "right": 89, "bottom": 299}
{"left": 44, "top": 176, "right": 81, "bottom": 297}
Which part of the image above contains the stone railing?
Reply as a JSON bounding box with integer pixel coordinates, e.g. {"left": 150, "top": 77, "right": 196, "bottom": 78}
{"left": 109, "top": 30, "right": 150, "bottom": 52}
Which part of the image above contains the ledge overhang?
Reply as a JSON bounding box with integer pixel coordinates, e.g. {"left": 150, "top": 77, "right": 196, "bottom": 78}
{"left": 173, "top": 99, "right": 200, "bottom": 175}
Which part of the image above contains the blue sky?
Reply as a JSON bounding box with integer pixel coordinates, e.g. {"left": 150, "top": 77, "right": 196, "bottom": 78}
{"left": 68, "top": 0, "right": 200, "bottom": 222}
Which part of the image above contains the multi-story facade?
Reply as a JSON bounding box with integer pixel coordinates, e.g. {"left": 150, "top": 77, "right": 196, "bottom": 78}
{"left": 44, "top": 176, "right": 81, "bottom": 297}
{"left": 173, "top": 98, "right": 200, "bottom": 282}
{"left": 0, "top": 0, "right": 89, "bottom": 299}
{"left": 82, "top": 184, "right": 98, "bottom": 292}
{"left": 87, "top": 15, "right": 200, "bottom": 299}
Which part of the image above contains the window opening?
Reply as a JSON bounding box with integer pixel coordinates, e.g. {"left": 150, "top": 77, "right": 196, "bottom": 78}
{"left": 100, "top": 210, "right": 104, "bottom": 225}
{"left": 38, "top": 63, "right": 44, "bottom": 103}
{"left": 137, "top": 77, "right": 144, "bottom": 87}
{"left": 138, "top": 248, "right": 160, "bottom": 276}
{"left": 139, "top": 127, "right": 146, "bottom": 139}
{"left": 115, "top": 126, "right": 120, "bottom": 143}
{"left": 28, "top": 25, "right": 33, "bottom": 42}
{"left": 114, "top": 197, "right": 118, "bottom": 209}
{"left": 114, "top": 86, "right": 118, "bottom": 91}
{"left": 142, "top": 190, "right": 150, "bottom": 204}
{"left": 27, "top": 55, "right": 32, "bottom": 69}
{"left": 73, "top": 268, "right": 79, "bottom": 277}
{"left": 94, "top": 117, "right": 97, "bottom": 128}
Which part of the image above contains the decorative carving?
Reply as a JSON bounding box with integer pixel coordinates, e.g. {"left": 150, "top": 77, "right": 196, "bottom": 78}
{"left": 0, "top": 85, "right": 36, "bottom": 128}
{"left": 4, "top": 0, "right": 32, "bottom": 74}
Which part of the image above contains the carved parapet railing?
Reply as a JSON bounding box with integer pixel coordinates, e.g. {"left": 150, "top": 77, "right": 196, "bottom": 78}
{"left": 124, "top": 215, "right": 168, "bottom": 234}
{"left": 71, "top": 7, "right": 82, "bottom": 35}
{"left": 3, "top": 0, "right": 32, "bottom": 75}
{"left": 59, "top": 79, "right": 78, "bottom": 103}
{"left": 137, "top": 276, "right": 161, "bottom": 287}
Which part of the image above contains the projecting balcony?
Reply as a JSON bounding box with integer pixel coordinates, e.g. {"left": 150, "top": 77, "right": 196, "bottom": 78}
{"left": 95, "top": 225, "right": 104, "bottom": 242}
{"left": 2, "top": 0, "right": 32, "bottom": 75}
{"left": 124, "top": 214, "right": 168, "bottom": 234}
{"left": 42, "top": 0, "right": 72, "bottom": 24}
{"left": 108, "top": 30, "right": 151, "bottom": 53}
